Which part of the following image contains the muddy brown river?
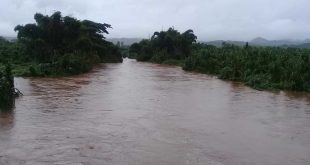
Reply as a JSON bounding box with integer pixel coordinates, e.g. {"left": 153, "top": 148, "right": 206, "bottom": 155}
{"left": 1, "top": 59, "right": 310, "bottom": 165}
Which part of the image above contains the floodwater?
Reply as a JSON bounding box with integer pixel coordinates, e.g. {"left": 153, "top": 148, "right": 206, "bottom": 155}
{"left": 1, "top": 59, "right": 310, "bottom": 165}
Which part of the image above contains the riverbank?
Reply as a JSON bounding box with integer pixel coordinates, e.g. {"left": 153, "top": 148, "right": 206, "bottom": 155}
{"left": 128, "top": 28, "right": 310, "bottom": 92}
{"left": 137, "top": 56, "right": 310, "bottom": 93}
{"left": 130, "top": 46, "right": 310, "bottom": 92}
{"left": 1, "top": 59, "right": 123, "bottom": 77}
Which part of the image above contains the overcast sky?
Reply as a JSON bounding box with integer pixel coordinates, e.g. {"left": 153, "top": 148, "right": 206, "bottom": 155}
{"left": 0, "top": 0, "right": 309, "bottom": 41}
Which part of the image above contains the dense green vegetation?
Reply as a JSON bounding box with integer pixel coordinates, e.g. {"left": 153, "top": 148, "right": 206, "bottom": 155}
{"left": 0, "top": 11, "right": 122, "bottom": 77}
{"left": 0, "top": 64, "right": 15, "bottom": 110}
{"left": 185, "top": 44, "right": 310, "bottom": 91}
{"left": 130, "top": 28, "right": 310, "bottom": 92}
{"left": 0, "top": 37, "right": 29, "bottom": 76}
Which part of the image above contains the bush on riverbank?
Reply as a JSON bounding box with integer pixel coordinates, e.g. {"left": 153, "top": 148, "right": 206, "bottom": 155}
{"left": 0, "top": 65, "right": 15, "bottom": 110}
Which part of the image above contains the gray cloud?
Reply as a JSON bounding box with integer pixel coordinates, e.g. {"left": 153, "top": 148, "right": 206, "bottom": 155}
{"left": 0, "top": 0, "right": 309, "bottom": 41}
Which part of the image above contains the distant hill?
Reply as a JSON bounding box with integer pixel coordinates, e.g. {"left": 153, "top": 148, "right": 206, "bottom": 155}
{"left": 106, "top": 38, "right": 143, "bottom": 46}
{"left": 3, "top": 36, "right": 310, "bottom": 48}
{"left": 1, "top": 36, "right": 17, "bottom": 42}
{"left": 2, "top": 36, "right": 144, "bottom": 45}
{"left": 250, "top": 37, "right": 270, "bottom": 45}
{"left": 202, "top": 37, "right": 310, "bottom": 48}
{"left": 202, "top": 40, "right": 246, "bottom": 47}
{"left": 285, "top": 43, "right": 310, "bottom": 49}
{"left": 249, "top": 37, "right": 308, "bottom": 47}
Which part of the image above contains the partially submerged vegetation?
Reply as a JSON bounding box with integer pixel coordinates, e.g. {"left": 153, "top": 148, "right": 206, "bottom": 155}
{"left": 0, "top": 64, "right": 16, "bottom": 111}
{"left": 129, "top": 28, "right": 310, "bottom": 92}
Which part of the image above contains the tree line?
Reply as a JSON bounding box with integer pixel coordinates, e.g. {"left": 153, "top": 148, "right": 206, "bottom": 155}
{"left": 0, "top": 11, "right": 123, "bottom": 77}
{"left": 129, "top": 27, "right": 197, "bottom": 64}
